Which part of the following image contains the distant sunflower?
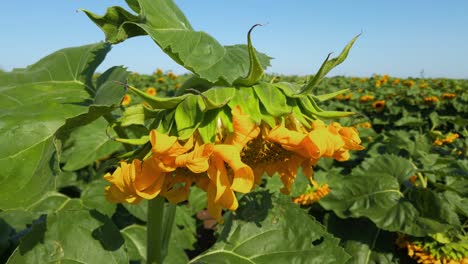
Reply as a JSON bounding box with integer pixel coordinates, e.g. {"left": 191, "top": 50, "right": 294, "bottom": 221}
{"left": 146, "top": 87, "right": 157, "bottom": 96}
{"left": 121, "top": 94, "right": 132, "bottom": 106}
{"left": 372, "top": 100, "right": 385, "bottom": 111}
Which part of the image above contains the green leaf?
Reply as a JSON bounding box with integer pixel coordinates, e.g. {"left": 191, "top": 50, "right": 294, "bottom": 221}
{"left": 0, "top": 43, "right": 111, "bottom": 210}
{"left": 80, "top": 178, "right": 117, "bottom": 217}
{"left": 394, "top": 116, "right": 425, "bottom": 127}
{"left": 82, "top": 0, "right": 272, "bottom": 85}
{"left": 253, "top": 83, "right": 291, "bottom": 117}
{"left": 357, "top": 154, "right": 417, "bottom": 184}
{"left": 123, "top": 200, "right": 148, "bottom": 222}
{"left": 200, "top": 87, "right": 236, "bottom": 111}
{"left": 325, "top": 214, "right": 400, "bottom": 264}
{"left": 299, "top": 35, "right": 360, "bottom": 95}
{"left": 175, "top": 94, "right": 204, "bottom": 139}
{"left": 191, "top": 192, "right": 350, "bottom": 263}
{"left": 119, "top": 104, "right": 146, "bottom": 126}
{"left": 197, "top": 108, "right": 222, "bottom": 143}
{"left": 94, "top": 66, "right": 128, "bottom": 106}
{"left": 61, "top": 117, "right": 122, "bottom": 171}
{"left": 228, "top": 87, "right": 262, "bottom": 124}
{"left": 234, "top": 24, "right": 265, "bottom": 86}
{"left": 313, "top": 88, "right": 350, "bottom": 102}
{"left": 274, "top": 82, "right": 302, "bottom": 97}
{"left": 7, "top": 210, "right": 128, "bottom": 264}
{"left": 319, "top": 172, "right": 453, "bottom": 236}
{"left": 128, "top": 85, "right": 189, "bottom": 110}
{"left": 188, "top": 187, "right": 207, "bottom": 215}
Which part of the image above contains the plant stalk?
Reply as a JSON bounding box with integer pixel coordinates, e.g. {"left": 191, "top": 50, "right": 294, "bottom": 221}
{"left": 147, "top": 196, "right": 175, "bottom": 264}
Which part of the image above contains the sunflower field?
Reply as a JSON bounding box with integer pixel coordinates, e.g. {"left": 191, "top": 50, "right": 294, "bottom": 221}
{"left": 1, "top": 0, "right": 467, "bottom": 263}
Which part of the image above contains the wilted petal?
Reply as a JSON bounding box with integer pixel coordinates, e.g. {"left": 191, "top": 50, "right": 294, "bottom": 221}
{"left": 338, "top": 126, "right": 365, "bottom": 150}
{"left": 207, "top": 155, "right": 230, "bottom": 202}
{"left": 133, "top": 159, "right": 165, "bottom": 200}
{"left": 231, "top": 106, "right": 260, "bottom": 149}
{"left": 175, "top": 144, "right": 213, "bottom": 173}
{"left": 213, "top": 145, "right": 254, "bottom": 193}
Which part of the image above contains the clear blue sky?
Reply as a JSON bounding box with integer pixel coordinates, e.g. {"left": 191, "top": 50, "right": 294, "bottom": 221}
{"left": 2, "top": 0, "right": 468, "bottom": 79}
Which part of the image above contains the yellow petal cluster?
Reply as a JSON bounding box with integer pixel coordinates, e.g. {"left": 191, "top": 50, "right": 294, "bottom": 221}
{"left": 104, "top": 105, "right": 364, "bottom": 221}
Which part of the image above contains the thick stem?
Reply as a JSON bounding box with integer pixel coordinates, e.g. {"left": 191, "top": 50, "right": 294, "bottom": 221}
{"left": 147, "top": 196, "right": 175, "bottom": 264}
{"left": 147, "top": 197, "right": 165, "bottom": 264}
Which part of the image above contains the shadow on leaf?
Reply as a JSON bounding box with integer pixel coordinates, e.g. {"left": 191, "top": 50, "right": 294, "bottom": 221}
{"left": 234, "top": 190, "right": 273, "bottom": 226}
{"left": 90, "top": 210, "right": 125, "bottom": 251}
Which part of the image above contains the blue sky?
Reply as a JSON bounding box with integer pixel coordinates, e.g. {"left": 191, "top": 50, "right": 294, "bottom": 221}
{"left": 2, "top": 0, "right": 468, "bottom": 78}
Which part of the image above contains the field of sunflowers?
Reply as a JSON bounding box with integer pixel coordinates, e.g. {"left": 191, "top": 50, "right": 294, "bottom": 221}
{"left": 1, "top": 0, "right": 467, "bottom": 263}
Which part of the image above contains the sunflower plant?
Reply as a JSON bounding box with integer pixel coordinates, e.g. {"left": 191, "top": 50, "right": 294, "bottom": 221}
{"left": 82, "top": 0, "right": 365, "bottom": 261}
{"left": 0, "top": 0, "right": 370, "bottom": 263}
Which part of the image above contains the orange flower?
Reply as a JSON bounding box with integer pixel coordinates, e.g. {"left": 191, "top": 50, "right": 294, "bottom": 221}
{"left": 357, "top": 122, "right": 372, "bottom": 128}
{"left": 293, "top": 184, "right": 330, "bottom": 206}
{"left": 155, "top": 68, "right": 163, "bottom": 75}
{"left": 167, "top": 72, "right": 177, "bottom": 80}
{"left": 423, "top": 96, "right": 439, "bottom": 104}
{"left": 104, "top": 159, "right": 165, "bottom": 204}
{"left": 149, "top": 130, "right": 194, "bottom": 172}
{"left": 204, "top": 106, "right": 259, "bottom": 220}
{"left": 146, "top": 87, "right": 157, "bottom": 96}
{"left": 359, "top": 95, "right": 374, "bottom": 103}
{"left": 372, "top": 100, "right": 385, "bottom": 111}
{"left": 442, "top": 93, "right": 456, "bottom": 100}
{"left": 121, "top": 94, "right": 131, "bottom": 106}
{"left": 403, "top": 80, "right": 415, "bottom": 88}
{"left": 262, "top": 119, "right": 364, "bottom": 193}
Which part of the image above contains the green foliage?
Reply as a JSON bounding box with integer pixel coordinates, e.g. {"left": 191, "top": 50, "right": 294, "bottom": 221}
{"left": 0, "top": 43, "right": 120, "bottom": 210}
{"left": 81, "top": 0, "right": 272, "bottom": 85}
{"left": 190, "top": 193, "right": 350, "bottom": 264}
{"left": 1, "top": 0, "right": 466, "bottom": 262}
{"left": 7, "top": 210, "right": 128, "bottom": 263}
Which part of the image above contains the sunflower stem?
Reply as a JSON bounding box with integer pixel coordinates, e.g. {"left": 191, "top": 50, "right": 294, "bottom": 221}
{"left": 147, "top": 196, "right": 174, "bottom": 264}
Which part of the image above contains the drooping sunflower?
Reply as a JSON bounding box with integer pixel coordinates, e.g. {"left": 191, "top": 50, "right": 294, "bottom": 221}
{"left": 89, "top": 6, "right": 364, "bottom": 221}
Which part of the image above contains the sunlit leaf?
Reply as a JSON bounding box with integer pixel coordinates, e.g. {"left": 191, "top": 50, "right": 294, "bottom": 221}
{"left": 82, "top": 0, "right": 271, "bottom": 85}
{"left": 0, "top": 43, "right": 111, "bottom": 210}
{"left": 7, "top": 210, "right": 127, "bottom": 263}
{"left": 191, "top": 193, "right": 350, "bottom": 263}
{"left": 61, "top": 117, "right": 122, "bottom": 171}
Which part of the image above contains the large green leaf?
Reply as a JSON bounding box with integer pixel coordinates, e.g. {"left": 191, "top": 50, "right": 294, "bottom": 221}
{"left": 7, "top": 210, "right": 128, "bottom": 263}
{"left": 319, "top": 171, "right": 453, "bottom": 236}
{"left": 0, "top": 43, "right": 111, "bottom": 210}
{"left": 356, "top": 154, "right": 417, "bottom": 184}
{"left": 325, "top": 214, "right": 400, "bottom": 264}
{"left": 190, "top": 192, "right": 350, "bottom": 264}
{"left": 61, "top": 117, "right": 122, "bottom": 171}
{"left": 82, "top": 0, "right": 272, "bottom": 85}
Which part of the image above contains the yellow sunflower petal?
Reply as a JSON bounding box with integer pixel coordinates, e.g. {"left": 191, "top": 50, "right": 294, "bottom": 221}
{"left": 133, "top": 159, "right": 166, "bottom": 200}
{"left": 175, "top": 143, "right": 213, "bottom": 173}
{"left": 230, "top": 106, "right": 260, "bottom": 149}
{"left": 213, "top": 145, "right": 254, "bottom": 193}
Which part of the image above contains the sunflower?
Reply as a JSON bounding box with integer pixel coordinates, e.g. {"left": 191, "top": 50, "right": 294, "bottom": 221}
{"left": 372, "top": 100, "right": 385, "bottom": 111}
{"left": 121, "top": 94, "right": 132, "bottom": 106}
{"left": 146, "top": 87, "right": 157, "bottom": 96}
